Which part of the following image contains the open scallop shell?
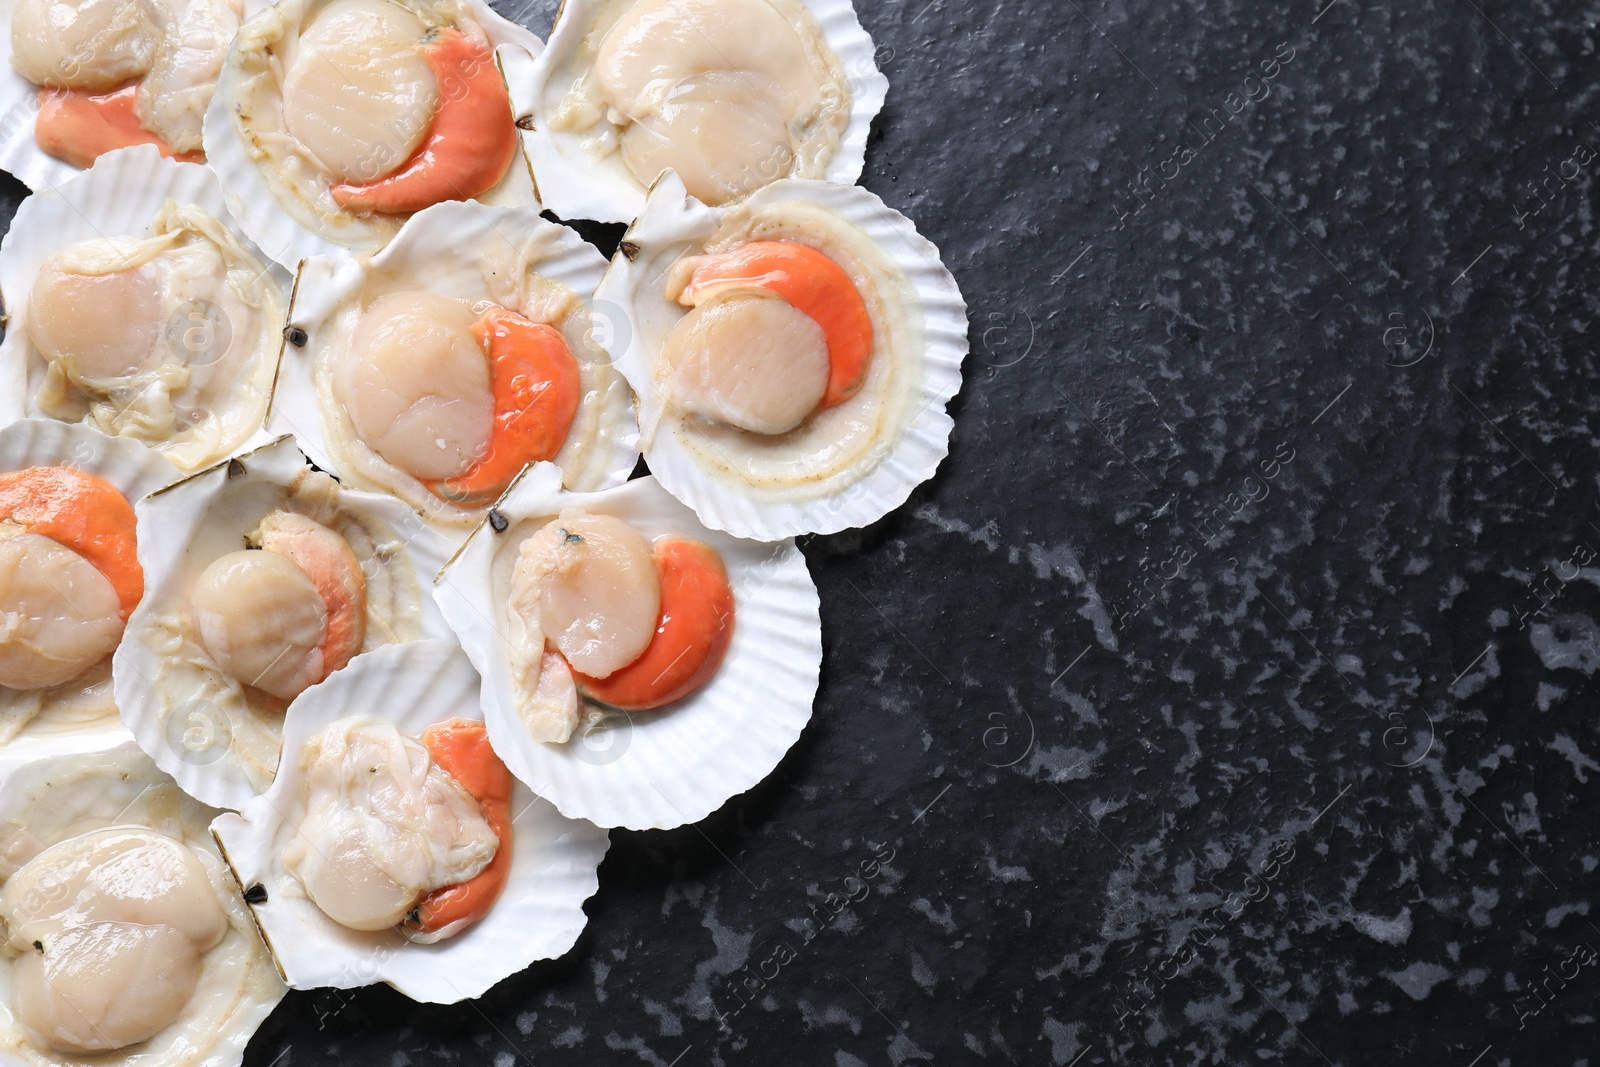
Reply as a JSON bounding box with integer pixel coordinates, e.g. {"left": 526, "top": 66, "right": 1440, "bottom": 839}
{"left": 273, "top": 199, "right": 638, "bottom": 538}
{"left": 596, "top": 173, "right": 969, "bottom": 540}
{"left": 0, "top": 145, "right": 289, "bottom": 471}
{"left": 435, "top": 462, "right": 820, "bottom": 829}
{"left": 210, "top": 639, "right": 609, "bottom": 1004}
{"left": 0, "top": 0, "right": 78, "bottom": 196}
{"left": 0, "top": 419, "right": 178, "bottom": 756}
{"left": 204, "top": 0, "right": 546, "bottom": 271}
{"left": 115, "top": 435, "right": 456, "bottom": 811}
{"left": 522, "top": 0, "right": 887, "bottom": 224}
{"left": 0, "top": 739, "right": 285, "bottom": 1067}
{"left": 0, "top": 0, "right": 273, "bottom": 191}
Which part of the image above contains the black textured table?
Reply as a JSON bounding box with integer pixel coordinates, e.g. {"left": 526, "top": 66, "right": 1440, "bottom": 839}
{"left": 7, "top": 0, "right": 1600, "bottom": 1062}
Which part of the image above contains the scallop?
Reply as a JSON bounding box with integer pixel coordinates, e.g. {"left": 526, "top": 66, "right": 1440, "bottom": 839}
{"left": 210, "top": 640, "right": 610, "bottom": 1003}
{"left": 0, "top": 147, "right": 288, "bottom": 473}
{"left": 279, "top": 0, "right": 437, "bottom": 185}
{"left": 594, "top": 174, "right": 969, "bottom": 540}
{"left": 115, "top": 436, "right": 454, "bottom": 809}
{"left": 656, "top": 289, "right": 830, "bottom": 435}
{"left": 203, "top": 0, "right": 544, "bottom": 269}
{"left": 274, "top": 200, "right": 637, "bottom": 536}
{"left": 510, "top": 510, "right": 662, "bottom": 679}
{"left": 2, "top": 0, "right": 238, "bottom": 182}
{"left": 0, "top": 744, "right": 283, "bottom": 1066}
{"left": 436, "top": 463, "right": 821, "bottom": 830}
{"left": 0, "top": 527, "right": 122, "bottom": 691}
{"left": 335, "top": 291, "right": 494, "bottom": 482}
{"left": 283, "top": 716, "right": 497, "bottom": 932}
{"left": 0, "top": 420, "right": 175, "bottom": 751}
{"left": 4, "top": 829, "right": 229, "bottom": 1053}
{"left": 191, "top": 549, "right": 332, "bottom": 701}
{"left": 523, "top": 0, "right": 886, "bottom": 223}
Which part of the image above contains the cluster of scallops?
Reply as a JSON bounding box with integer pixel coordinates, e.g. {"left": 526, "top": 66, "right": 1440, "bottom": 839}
{"left": 0, "top": 0, "right": 967, "bottom": 1059}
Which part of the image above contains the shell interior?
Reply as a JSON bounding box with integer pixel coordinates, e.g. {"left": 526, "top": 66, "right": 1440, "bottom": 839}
{"left": 274, "top": 199, "right": 638, "bottom": 538}
{"left": 596, "top": 172, "right": 970, "bottom": 540}
{"left": 0, "top": 740, "right": 284, "bottom": 1067}
{"left": 0, "top": 145, "right": 290, "bottom": 471}
{"left": 203, "top": 0, "right": 547, "bottom": 271}
{"left": 209, "top": 639, "right": 609, "bottom": 1003}
{"left": 0, "top": 419, "right": 178, "bottom": 755}
{"left": 435, "top": 462, "right": 821, "bottom": 830}
{"left": 115, "top": 435, "right": 455, "bottom": 811}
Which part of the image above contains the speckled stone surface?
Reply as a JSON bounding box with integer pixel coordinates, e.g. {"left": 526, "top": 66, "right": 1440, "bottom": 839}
{"left": 4, "top": 0, "right": 1600, "bottom": 1062}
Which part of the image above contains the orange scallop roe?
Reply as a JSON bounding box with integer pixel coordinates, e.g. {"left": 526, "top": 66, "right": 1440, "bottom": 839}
{"left": 35, "top": 85, "right": 203, "bottom": 170}
{"left": 258, "top": 511, "right": 367, "bottom": 690}
{"left": 0, "top": 466, "right": 142, "bottom": 618}
{"left": 330, "top": 28, "right": 518, "bottom": 215}
{"left": 427, "top": 306, "right": 581, "bottom": 508}
{"left": 575, "top": 538, "right": 736, "bottom": 711}
{"left": 678, "top": 240, "right": 873, "bottom": 409}
{"left": 405, "top": 719, "right": 514, "bottom": 938}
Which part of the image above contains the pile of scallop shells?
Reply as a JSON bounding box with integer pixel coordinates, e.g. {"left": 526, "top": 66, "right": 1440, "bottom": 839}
{"left": 0, "top": 0, "right": 968, "bottom": 1057}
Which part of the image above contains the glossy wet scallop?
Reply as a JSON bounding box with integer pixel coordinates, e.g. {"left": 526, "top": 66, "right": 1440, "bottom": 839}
{"left": 281, "top": 0, "right": 438, "bottom": 184}
{"left": 189, "top": 507, "right": 369, "bottom": 702}
{"left": 204, "top": 0, "right": 541, "bottom": 266}
{"left": 595, "top": 176, "right": 968, "bottom": 540}
{"left": 9, "top": 0, "right": 238, "bottom": 167}
{"left": 510, "top": 510, "right": 662, "bottom": 680}
{"left": 527, "top": 0, "right": 883, "bottom": 222}
{"left": 191, "top": 550, "right": 329, "bottom": 702}
{"left": 274, "top": 201, "right": 638, "bottom": 534}
{"left": 336, "top": 291, "right": 494, "bottom": 483}
{"left": 283, "top": 716, "right": 498, "bottom": 932}
{"left": 115, "top": 437, "right": 456, "bottom": 808}
{"left": 9, "top": 0, "right": 159, "bottom": 91}
{"left": 207, "top": 640, "right": 608, "bottom": 1002}
{"left": 27, "top": 249, "right": 163, "bottom": 382}
{"left": 259, "top": 510, "right": 367, "bottom": 675}
{"left": 434, "top": 465, "right": 822, "bottom": 830}
{"left": 0, "top": 527, "right": 123, "bottom": 690}
{"left": 12, "top": 191, "right": 287, "bottom": 474}
{"left": 656, "top": 289, "right": 829, "bottom": 435}
{"left": 0, "top": 826, "right": 230, "bottom": 1054}
{"left": 0, "top": 461, "right": 145, "bottom": 709}
{"left": 588, "top": 0, "right": 838, "bottom": 204}
{"left": 0, "top": 746, "right": 284, "bottom": 1061}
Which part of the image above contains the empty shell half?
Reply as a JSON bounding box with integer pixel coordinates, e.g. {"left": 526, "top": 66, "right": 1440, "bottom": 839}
{"left": 274, "top": 200, "right": 637, "bottom": 536}
{"left": 596, "top": 173, "right": 969, "bottom": 540}
{"left": 204, "top": 0, "right": 545, "bottom": 270}
{"left": 0, "top": 0, "right": 267, "bottom": 189}
{"left": 0, "top": 741, "right": 284, "bottom": 1065}
{"left": 0, "top": 418, "right": 176, "bottom": 755}
{"left": 115, "top": 435, "right": 455, "bottom": 810}
{"left": 0, "top": 145, "right": 289, "bottom": 473}
{"left": 211, "top": 639, "right": 609, "bottom": 1003}
{"left": 436, "top": 462, "right": 820, "bottom": 829}
{"left": 524, "top": 0, "right": 887, "bottom": 223}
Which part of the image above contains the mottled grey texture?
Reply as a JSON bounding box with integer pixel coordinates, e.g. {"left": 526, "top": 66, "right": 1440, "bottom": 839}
{"left": 1, "top": 0, "right": 1597, "bottom": 1062}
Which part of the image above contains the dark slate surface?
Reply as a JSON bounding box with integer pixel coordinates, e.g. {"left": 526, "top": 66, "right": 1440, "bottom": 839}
{"left": 4, "top": 0, "right": 1599, "bottom": 1062}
